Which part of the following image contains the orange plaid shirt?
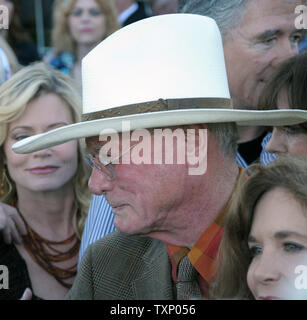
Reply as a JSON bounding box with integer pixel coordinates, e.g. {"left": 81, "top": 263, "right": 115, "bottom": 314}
{"left": 166, "top": 168, "right": 243, "bottom": 298}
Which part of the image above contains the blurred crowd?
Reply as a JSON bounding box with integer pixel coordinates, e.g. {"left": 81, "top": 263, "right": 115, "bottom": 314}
{"left": 0, "top": 0, "right": 178, "bottom": 85}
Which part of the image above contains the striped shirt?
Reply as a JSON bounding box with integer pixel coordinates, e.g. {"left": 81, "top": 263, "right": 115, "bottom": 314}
{"left": 78, "top": 132, "right": 276, "bottom": 265}
{"left": 260, "top": 132, "right": 276, "bottom": 165}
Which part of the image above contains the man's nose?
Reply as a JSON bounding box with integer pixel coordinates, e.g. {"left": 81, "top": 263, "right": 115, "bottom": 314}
{"left": 88, "top": 167, "right": 114, "bottom": 195}
{"left": 265, "top": 128, "right": 288, "bottom": 154}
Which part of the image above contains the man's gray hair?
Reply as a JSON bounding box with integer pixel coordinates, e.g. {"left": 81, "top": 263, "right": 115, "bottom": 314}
{"left": 208, "top": 122, "right": 238, "bottom": 159}
{"left": 179, "top": 0, "right": 251, "bottom": 40}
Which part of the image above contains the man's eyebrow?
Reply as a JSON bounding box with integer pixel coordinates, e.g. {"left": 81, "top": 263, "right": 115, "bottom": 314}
{"left": 255, "top": 29, "right": 281, "bottom": 41}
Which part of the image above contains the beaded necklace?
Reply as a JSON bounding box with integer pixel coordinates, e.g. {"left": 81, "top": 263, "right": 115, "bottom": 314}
{"left": 18, "top": 209, "right": 80, "bottom": 289}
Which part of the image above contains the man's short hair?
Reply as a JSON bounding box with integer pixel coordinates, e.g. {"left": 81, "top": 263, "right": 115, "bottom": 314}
{"left": 208, "top": 122, "right": 238, "bottom": 159}
{"left": 152, "top": 122, "right": 238, "bottom": 160}
{"left": 179, "top": 0, "right": 251, "bottom": 40}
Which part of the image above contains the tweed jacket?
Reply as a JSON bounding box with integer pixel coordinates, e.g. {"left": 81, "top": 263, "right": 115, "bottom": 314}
{"left": 66, "top": 231, "right": 175, "bottom": 300}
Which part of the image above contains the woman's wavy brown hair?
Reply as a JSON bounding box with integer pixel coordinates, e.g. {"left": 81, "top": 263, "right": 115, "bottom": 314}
{"left": 211, "top": 155, "right": 307, "bottom": 299}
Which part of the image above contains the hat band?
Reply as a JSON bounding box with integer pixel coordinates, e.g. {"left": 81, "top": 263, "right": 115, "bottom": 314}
{"left": 82, "top": 97, "right": 232, "bottom": 122}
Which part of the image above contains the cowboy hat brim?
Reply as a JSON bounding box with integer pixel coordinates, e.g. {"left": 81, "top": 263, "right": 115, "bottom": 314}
{"left": 12, "top": 108, "right": 307, "bottom": 154}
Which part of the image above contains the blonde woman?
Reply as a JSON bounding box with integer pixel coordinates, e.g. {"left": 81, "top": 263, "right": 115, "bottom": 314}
{"left": 44, "top": 0, "right": 119, "bottom": 86}
{"left": 0, "top": 62, "right": 91, "bottom": 300}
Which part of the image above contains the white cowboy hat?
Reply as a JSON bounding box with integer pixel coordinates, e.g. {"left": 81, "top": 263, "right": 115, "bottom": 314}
{"left": 12, "top": 13, "right": 307, "bottom": 154}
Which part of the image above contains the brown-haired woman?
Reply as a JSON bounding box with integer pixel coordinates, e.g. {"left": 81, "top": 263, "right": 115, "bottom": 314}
{"left": 212, "top": 156, "right": 307, "bottom": 300}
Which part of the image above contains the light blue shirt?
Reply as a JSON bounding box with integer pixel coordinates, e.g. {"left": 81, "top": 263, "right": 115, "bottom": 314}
{"left": 78, "top": 132, "right": 276, "bottom": 266}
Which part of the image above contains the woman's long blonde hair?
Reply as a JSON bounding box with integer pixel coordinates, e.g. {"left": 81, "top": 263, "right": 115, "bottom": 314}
{"left": 0, "top": 62, "right": 91, "bottom": 238}
{"left": 51, "top": 0, "right": 119, "bottom": 55}
{"left": 211, "top": 156, "right": 307, "bottom": 299}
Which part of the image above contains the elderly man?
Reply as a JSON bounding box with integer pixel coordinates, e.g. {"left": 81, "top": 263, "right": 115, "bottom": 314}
{"left": 13, "top": 14, "right": 307, "bottom": 299}
{"left": 76, "top": 0, "right": 306, "bottom": 263}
